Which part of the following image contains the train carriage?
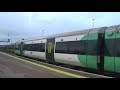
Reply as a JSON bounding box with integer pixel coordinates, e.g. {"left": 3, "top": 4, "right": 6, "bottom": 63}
{"left": 13, "top": 24, "right": 120, "bottom": 74}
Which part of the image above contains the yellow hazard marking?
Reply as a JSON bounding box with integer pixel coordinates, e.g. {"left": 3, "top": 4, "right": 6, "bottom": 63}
{"left": 0, "top": 52, "right": 88, "bottom": 78}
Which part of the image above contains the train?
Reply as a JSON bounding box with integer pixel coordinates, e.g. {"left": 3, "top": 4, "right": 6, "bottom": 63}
{"left": 1, "top": 24, "right": 120, "bottom": 75}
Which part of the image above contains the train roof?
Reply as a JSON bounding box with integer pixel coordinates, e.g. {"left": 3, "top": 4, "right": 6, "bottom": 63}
{"left": 16, "top": 24, "right": 120, "bottom": 43}
{"left": 21, "top": 26, "right": 106, "bottom": 42}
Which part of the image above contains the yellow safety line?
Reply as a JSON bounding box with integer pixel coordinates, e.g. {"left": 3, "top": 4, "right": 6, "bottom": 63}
{"left": 0, "top": 52, "right": 88, "bottom": 78}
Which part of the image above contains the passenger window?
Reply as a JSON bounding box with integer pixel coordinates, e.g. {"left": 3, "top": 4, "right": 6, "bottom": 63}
{"left": 55, "top": 41, "right": 85, "bottom": 54}
{"left": 86, "top": 40, "right": 98, "bottom": 55}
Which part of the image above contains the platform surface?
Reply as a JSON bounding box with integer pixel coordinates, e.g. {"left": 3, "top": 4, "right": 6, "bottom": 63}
{"left": 0, "top": 51, "right": 111, "bottom": 78}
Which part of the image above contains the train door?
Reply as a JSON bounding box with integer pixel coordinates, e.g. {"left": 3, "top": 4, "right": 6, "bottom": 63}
{"left": 97, "top": 27, "right": 107, "bottom": 73}
{"left": 115, "top": 26, "right": 120, "bottom": 73}
{"left": 86, "top": 27, "right": 107, "bottom": 71}
{"left": 20, "top": 42, "right": 23, "bottom": 55}
{"left": 104, "top": 26, "right": 117, "bottom": 72}
{"left": 46, "top": 38, "right": 55, "bottom": 62}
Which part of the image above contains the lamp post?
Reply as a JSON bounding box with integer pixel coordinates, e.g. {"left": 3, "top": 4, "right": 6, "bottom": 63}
{"left": 92, "top": 19, "right": 95, "bottom": 29}
{"left": 8, "top": 33, "right": 9, "bottom": 45}
{"left": 11, "top": 39, "right": 12, "bottom": 44}
{"left": 40, "top": 30, "right": 45, "bottom": 37}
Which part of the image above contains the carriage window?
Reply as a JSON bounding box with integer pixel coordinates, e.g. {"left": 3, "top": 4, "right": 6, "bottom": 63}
{"left": 55, "top": 41, "right": 85, "bottom": 54}
{"left": 86, "top": 40, "right": 98, "bottom": 55}
{"left": 68, "top": 41, "right": 85, "bottom": 54}
{"left": 23, "top": 43, "right": 45, "bottom": 52}
{"left": 55, "top": 42, "right": 68, "bottom": 53}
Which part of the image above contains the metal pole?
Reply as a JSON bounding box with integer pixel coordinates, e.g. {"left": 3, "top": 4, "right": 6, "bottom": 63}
{"left": 8, "top": 33, "right": 9, "bottom": 45}
{"left": 11, "top": 39, "right": 12, "bottom": 44}
{"left": 92, "top": 19, "right": 95, "bottom": 29}
{"left": 41, "top": 30, "right": 45, "bottom": 37}
{"left": 42, "top": 30, "right": 43, "bottom": 37}
{"left": 8, "top": 33, "right": 9, "bottom": 39}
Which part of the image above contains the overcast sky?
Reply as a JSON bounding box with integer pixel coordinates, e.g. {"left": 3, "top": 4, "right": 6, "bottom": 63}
{"left": 0, "top": 12, "right": 120, "bottom": 45}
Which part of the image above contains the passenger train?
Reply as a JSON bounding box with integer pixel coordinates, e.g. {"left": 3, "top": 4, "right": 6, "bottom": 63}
{"left": 2, "top": 24, "right": 120, "bottom": 74}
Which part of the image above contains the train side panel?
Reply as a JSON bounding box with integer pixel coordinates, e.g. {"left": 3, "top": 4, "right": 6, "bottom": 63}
{"left": 23, "top": 51, "right": 46, "bottom": 60}
{"left": 23, "top": 39, "right": 46, "bottom": 60}
{"left": 54, "top": 34, "right": 86, "bottom": 67}
{"left": 83, "top": 33, "right": 98, "bottom": 69}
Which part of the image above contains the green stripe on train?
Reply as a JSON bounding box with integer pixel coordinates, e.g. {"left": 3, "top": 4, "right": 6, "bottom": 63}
{"left": 77, "top": 33, "right": 98, "bottom": 69}
{"left": 115, "top": 57, "right": 120, "bottom": 72}
{"left": 104, "top": 56, "right": 120, "bottom": 72}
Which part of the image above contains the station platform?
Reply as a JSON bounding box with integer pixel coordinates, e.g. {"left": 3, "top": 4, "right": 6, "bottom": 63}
{"left": 0, "top": 51, "right": 112, "bottom": 78}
